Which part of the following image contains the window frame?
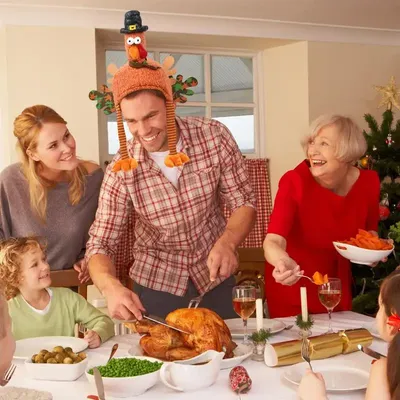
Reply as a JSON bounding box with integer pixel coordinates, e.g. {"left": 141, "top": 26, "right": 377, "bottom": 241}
{"left": 97, "top": 44, "right": 265, "bottom": 166}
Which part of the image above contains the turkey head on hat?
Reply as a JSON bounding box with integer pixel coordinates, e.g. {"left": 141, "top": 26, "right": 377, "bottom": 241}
{"left": 111, "top": 10, "right": 189, "bottom": 172}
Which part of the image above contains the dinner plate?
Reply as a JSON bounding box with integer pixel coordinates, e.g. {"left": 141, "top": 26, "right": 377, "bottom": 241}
{"left": 363, "top": 320, "right": 382, "bottom": 339}
{"left": 283, "top": 360, "right": 370, "bottom": 392}
{"left": 128, "top": 343, "right": 253, "bottom": 370}
{"left": 224, "top": 318, "right": 286, "bottom": 337}
{"left": 14, "top": 336, "right": 88, "bottom": 360}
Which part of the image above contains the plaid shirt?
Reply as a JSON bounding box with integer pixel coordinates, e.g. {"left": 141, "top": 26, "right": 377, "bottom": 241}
{"left": 86, "top": 117, "right": 256, "bottom": 296}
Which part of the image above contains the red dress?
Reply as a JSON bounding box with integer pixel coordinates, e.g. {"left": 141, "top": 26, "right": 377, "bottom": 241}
{"left": 265, "top": 160, "right": 380, "bottom": 318}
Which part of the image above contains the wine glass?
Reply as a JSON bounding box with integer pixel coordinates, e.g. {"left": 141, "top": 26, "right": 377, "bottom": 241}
{"left": 318, "top": 278, "right": 342, "bottom": 334}
{"left": 232, "top": 285, "right": 257, "bottom": 344}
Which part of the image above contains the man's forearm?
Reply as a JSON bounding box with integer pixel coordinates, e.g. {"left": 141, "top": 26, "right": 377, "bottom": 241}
{"left": 220, "top": 206, "right": 256, "bottom": 249}
{"left": 88, "top": 254, "right": 122, "bottom": 295}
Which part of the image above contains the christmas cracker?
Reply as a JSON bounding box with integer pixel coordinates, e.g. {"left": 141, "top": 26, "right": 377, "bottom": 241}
{"left": 264, "top": 328, "right": 372, "bottom": 367}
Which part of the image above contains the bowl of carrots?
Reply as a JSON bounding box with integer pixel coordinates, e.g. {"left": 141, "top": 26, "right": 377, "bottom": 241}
{"left": 333, "top": 229, "right": 394, "bottom": 266}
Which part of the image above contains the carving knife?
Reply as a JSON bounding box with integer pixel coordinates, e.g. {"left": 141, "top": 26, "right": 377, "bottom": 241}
{"left": 120, "top": 313, "right": 191, "bottom": 335}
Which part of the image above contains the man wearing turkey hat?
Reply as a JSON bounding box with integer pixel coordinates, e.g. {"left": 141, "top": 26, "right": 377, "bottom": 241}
{"left": 87, "top": 10, "right": 256, "bottom": 320}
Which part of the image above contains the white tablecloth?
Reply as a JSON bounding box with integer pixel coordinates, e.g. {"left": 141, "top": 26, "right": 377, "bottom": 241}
{"left": 5, "top": 312, "right": 388, "bottom": 400}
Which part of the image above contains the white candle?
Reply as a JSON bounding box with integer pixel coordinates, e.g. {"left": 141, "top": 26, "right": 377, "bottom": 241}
{"left": 300, "top": 287, "right": 308, "bottom": 322}
{"left": 256, "top": 298, "right": 263, "bottom": 332}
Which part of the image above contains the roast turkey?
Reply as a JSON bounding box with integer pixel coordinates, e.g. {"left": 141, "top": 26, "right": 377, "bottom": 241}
{"left": 125, "top": 308, "right": 237, "bottom": 361}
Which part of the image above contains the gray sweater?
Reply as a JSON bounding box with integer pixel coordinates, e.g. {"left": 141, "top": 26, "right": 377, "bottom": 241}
{"left": 0, "top": 163, "right": 104, "bottom": 270}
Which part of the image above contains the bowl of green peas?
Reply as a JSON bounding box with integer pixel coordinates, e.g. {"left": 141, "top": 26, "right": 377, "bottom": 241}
{"left": 86, "top": 356, "right": 163, "bottom": 397}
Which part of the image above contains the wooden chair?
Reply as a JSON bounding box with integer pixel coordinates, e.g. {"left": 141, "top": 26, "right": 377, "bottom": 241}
{"left": 50, "top": 269, "right": 93, "bottom": 338}
{"left": 235, "top": 248, "right": 266, "bottom": 300}
{"left": 50, "top": 269, "right": 92, "bottom": 300}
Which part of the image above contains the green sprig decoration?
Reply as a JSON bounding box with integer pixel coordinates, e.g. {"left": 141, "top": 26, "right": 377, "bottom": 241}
{"left": 295, "top": 314, "right": 314, "bottom": 330}
{"left": 249, "top": 328, "right": 272, "bottom": 343}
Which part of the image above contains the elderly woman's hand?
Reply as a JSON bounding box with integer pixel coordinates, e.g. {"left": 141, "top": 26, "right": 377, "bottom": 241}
{"left": 272, "top": 257, "right": 303, "bottom": 286}
{"left": 368, "top": 231, "right": 393, "bottom": 267}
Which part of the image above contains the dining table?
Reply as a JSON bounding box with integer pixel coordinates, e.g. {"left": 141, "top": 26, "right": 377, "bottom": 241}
{"left": 5, "top": 311, "right": 388, "bottom": 400}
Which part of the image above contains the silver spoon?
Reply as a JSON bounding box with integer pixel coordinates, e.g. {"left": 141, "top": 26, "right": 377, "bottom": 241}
{"left": 108, "top": 343, "right": 119, "bottom": 363}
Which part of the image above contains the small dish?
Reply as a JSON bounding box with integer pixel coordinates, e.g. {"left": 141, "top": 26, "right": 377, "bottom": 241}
{"left": 333, "top": 241, "right": 393, "bottom": 266}
{"left": 25, "top": 357, "right": 88, "bottom": 381}
{"left": 85, "top": 356, "right": 161, "bottom": 398}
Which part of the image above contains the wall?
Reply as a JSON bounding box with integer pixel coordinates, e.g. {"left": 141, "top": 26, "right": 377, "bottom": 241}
{"left": 308, "top": 41, "right": 400, "bottom": 129}
{"left": 263, "top": 42, "right": 310, "bottom": 199}
{"left": 2, "top": 26, "right": 99, "bottom": 165}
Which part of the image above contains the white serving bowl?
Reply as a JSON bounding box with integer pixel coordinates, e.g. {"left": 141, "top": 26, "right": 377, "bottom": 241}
{"left": 85, "top": 356, "right": 161, "bottom": 398}
{"left": 25, "top": 357, "right": 88, "bottom": 381}
{"left": 333, "top": 241, "right": 394, "bottom": 266}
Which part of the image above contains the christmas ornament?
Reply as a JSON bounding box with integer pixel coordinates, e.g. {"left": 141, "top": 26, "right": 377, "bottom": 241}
{"left": 386, "top": 133, "right": 395, "bottom": 146}
{"left": 373, "top": 146, "right": 377, "bottom": 151}
{"left": 379, "top": 205, "right": 390, "bottom": 220}
{"left": 360, "top": 156, "right": 369, "bottom": 168}
{"left": 374, "top": 76, "right": 400, "bottom": 111}
{"left": 381, "top": 193, "right": 390, "bottom": 206}
{"left": 229, "top": 366, "right": 252, "bottom": 398}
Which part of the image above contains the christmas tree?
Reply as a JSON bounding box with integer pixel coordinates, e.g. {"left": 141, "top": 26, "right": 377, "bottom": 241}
{"left": 352, "top": 77, "right": 400, "bottom": 315}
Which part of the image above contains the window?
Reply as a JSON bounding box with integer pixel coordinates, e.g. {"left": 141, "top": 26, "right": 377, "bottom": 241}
{"left": 102, "top": 48, "right": 261, "bottom": 162}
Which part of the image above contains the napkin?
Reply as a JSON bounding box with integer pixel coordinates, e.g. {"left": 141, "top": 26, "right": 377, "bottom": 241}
{"left": 0, "top": 387, "right": 53, "bottom": 400}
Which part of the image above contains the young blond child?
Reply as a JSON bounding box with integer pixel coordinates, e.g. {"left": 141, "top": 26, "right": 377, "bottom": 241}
{"left": 0, "top": 237, "right": 114, "bottom": 348}
{"left": 298, "top": 269, "right": 400, "bottom": 400}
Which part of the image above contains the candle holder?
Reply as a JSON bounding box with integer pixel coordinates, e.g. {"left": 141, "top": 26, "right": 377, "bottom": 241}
{"left": 249, "top": 329, "right": 271, "bottom": 361}
{"left": 295, "top": 314, "right": 314, "bottom": 338}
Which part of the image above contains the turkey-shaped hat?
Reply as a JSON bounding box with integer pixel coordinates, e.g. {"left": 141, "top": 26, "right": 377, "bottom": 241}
{"left": 112, "top": 10, "right": 189, "bottom": 172}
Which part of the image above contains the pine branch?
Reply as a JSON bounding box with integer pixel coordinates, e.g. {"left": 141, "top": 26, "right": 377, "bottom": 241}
{"left": 364, "top": 113, "right": 379, "bottom": 134}
{"left": 381, "top": 109, "right": 394, "bottom": 135}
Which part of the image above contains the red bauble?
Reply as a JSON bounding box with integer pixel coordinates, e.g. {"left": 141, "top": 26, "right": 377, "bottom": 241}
{"left": 379, "top": 205, "right": 390, "bottom": 220}
{"left": 229, "top": 366, "right": 252, "bottom": 394}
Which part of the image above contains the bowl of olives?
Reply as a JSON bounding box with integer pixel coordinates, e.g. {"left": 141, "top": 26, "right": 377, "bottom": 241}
{"left": 25, "top": 346, "right": 88, "bottom": 381}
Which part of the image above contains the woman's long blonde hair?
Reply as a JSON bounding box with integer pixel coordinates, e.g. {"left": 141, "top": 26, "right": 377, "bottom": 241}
{"left": 14, "top": 105, "right": 87, "bottom": 221}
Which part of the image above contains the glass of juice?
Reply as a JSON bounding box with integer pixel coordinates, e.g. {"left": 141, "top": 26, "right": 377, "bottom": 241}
{"left": 232, "top": 285, "right": 257, "bottom": 344}
{"left": 318, "top": 278, "right": 342, "bottom": 334}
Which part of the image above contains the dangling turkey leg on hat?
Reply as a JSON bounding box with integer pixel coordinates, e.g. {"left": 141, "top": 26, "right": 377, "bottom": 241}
{"left": 111, "top": 10, "right": 189, "bottom": 172}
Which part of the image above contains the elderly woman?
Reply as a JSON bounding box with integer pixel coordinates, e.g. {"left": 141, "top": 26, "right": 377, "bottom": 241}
{"left": 263, "top": 114, "right": 380, "bottom": 318}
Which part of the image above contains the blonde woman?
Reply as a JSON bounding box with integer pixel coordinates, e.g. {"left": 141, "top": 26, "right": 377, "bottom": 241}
{"left": 263, "top": 114, "right": 381, "bottom": 318}
{"left": 0, "top": 105, "right": 103, "bottom": 282}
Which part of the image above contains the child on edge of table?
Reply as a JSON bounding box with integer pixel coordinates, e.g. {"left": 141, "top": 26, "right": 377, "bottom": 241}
{"left": 0, "top": 236, "right": 114, "bottom": 348}
{"left": 298, "top": 268, "right": 400, "bottom": 400}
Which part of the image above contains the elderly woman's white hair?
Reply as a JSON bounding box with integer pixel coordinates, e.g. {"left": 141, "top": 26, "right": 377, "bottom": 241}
{"left": 301, "top": 114, "right": 367, "bottom": 163}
